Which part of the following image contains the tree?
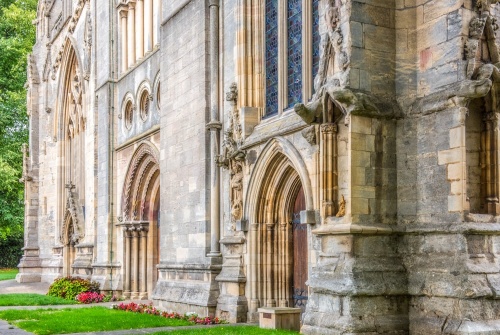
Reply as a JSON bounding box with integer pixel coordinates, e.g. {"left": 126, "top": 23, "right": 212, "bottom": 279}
{"left": 0, "top": 0, "right": 36, "bottom": 265}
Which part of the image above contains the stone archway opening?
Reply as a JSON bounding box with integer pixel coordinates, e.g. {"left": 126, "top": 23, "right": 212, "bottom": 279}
{"left": 121, "top": 143, "right": 160, "bottom": 299}
{"left": 249, "top": 151, "right": 308, "bottom": 320}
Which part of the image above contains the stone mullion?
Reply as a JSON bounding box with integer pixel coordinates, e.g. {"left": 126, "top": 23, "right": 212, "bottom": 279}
{"left": 152, "top": 0, "right": 159, "bottom": 46}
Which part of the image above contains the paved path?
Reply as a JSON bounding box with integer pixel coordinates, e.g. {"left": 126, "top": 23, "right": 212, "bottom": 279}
{"left": 0, "top": 280, "right": 50, "bottom": 295}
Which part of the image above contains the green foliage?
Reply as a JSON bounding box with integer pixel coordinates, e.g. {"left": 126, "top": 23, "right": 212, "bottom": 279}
{"left": 0, "top": 235, "right": 23, "bottom": 268}
{"left": 0, "top": 307, "right": 192, "bottom": 335}
{"left": 0, "top": 293, "right": 76, "bottom": 306}
{"left": 0, "top": 0, "right": 36, "bottom": 244}
{"left": 0, "top": 268, "right": 18, "bottom": 281}
{"left": 47, "top": 277, "right": 100, "bottom": 301}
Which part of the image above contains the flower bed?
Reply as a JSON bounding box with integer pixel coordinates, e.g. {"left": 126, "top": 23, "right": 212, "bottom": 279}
{"left": 113, "top": 302, "right": 227, "bottom": 325}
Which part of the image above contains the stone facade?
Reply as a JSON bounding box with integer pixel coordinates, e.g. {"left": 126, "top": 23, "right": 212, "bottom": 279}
{"left": 19, "top": 0, "right": 500, "bottom": 333}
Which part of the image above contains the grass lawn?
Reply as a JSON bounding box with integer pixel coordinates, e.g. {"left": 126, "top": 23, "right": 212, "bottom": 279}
{"left": 0, "top": 307, "right": 192, "bottom": 335}
{"left": 0, "top": 268, "right": 18, "bottom": 281}
{"left": 151, "top": 326, "right": 299, "bottom": 334}
{"left": 0, "top": 294, "right": 76, "bottom": 306}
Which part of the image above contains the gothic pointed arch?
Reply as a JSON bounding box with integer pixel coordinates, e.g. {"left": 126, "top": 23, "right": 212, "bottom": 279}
{"left": 244, "top": 137, "right": 313, "bottom": 321}
{"left": 53, "top": 39, "right": 88, "bottom": 278}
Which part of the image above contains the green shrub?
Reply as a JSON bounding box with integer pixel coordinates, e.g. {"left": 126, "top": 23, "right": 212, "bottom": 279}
{"left": 0, "top": 235, "right": 23, "bottom": 268}
{"left": 47, "top": 277, "right": 100, "bottom": 300}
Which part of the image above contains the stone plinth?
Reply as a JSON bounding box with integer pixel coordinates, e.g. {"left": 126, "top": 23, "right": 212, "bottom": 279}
{"left": 258, "top": 307, "right": 301, "bottom": 331}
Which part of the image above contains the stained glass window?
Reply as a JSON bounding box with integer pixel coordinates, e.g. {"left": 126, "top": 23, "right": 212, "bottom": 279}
{"left": 287, "top": 0, "right": 302, "bottom": 108}
{"left": 265, "top": 0, "right": 279, "bottom": 116}
{"left": 312, "top": 0, "right": 320, "bottom": 94}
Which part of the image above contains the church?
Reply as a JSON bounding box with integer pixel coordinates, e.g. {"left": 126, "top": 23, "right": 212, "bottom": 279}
{"left": 17, "top": 0, "right": 500, "bottom": 333}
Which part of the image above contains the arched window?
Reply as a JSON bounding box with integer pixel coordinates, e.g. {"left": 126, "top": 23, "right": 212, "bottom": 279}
{"left": 264, "top": 0, "right": 320, "bottom": 117}
{"left": 124, "top": 100, "right": 134, "bottom": 130}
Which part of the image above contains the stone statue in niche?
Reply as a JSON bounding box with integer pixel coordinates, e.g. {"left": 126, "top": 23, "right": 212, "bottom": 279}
{"left": 217, "top": 83, "right": 246, "bottom": 230}
{"left": 314, "top": 0, "right": 348, "bottom": 93}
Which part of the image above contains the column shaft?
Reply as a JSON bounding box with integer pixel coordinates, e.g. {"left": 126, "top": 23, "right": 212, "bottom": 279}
{"left": 144, "top": 0, "right": 153, "bottom": 52}
{"left": 136, "top": 0, "right": 144, "bottom": 59}
{"left": 207, "top": 0, "right": 221, "bottom": 257}
{"left": 124, "top": 229, "right": 131, "bottom": 297}
{"left": 131, "top": 229, "right": 139, "bottom": 298}
{"left": 140, "top": 229, "right": 148, "bottom": 297}
{"left": 152, "top": 0, "right": 159, "bottom": 45}
{"left": 127, "top": 3, "right": 136, "bottom": 66}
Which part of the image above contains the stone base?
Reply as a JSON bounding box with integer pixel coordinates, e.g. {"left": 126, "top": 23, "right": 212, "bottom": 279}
{"left": 216, "top": 293, "right": 248, "bottom": 323}
{"left": 258, "top": 307, "right": 301, "bottom": 331}
{"left": 152, "top": 262, "right": 221, "bottom": 317}
{"left": 91, "top": 263, "right": 122, "bottom": 292}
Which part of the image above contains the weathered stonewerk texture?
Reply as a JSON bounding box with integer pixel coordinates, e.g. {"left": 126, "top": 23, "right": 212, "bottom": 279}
{"left": 20, "top": 0, "right": 500, "bottom": 333}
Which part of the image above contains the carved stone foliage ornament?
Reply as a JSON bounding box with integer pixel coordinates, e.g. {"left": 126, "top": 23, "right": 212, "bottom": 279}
{"left": 217, "top": 83, "right": 246, "bottom": 230}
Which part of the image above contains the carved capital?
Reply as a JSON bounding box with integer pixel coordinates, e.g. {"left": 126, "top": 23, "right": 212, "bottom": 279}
{"left": 320, "top": 123, "right": 337, "bottom": 134}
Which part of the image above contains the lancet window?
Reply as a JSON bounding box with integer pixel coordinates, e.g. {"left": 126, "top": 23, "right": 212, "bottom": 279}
{"left": 264, "top": 0, "right": 320, "bottom": 117}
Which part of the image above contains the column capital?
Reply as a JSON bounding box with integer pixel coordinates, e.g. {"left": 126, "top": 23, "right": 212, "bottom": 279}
{"left": 320, "top": 123, "right": 337, "bottom": 134}
{"left": 209, "top": 0, "right": 220, "bottom": 7}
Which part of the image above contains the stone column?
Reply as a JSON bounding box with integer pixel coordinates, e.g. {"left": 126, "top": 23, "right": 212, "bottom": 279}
{"left": 152, "top": 0, "right": 159, "bottom": 46}
{"left": 119, "top": 9, "right": 128, "bottom": 72}
{"left": 123, "top": 227, "right": 132, "bottom": 298}
{"left": 265, "top": 223, "right": 275, "bottom": 307}
{"left": 144, "top": 0, "right": 153, "bottom": 52}
{"left": 249, "top": 223, "right": 259, "bottom": 320}
{"left": 139, "top": 226, "right": 148, "bottom": 299}
{"left": 127, "top": 1, "right": 136, "bottom": 67}
{"left": 131, "top": 228, "right": 139, "bottom": 299}
{"left": 206, "top": 0, "right": 221, "bottom": 258}
{"left": 484, "top": 111, "right": 500, "bottom": 215}
{"left": 320, "top": 123, "right": 337, "bottom": 217}
{"left": 135, "top": 0, "right": 144, "bottom": 59}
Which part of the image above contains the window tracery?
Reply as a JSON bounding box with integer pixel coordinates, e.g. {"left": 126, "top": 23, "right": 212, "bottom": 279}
{"left": 264, "top": 0, "right": 318, "bottom": 117}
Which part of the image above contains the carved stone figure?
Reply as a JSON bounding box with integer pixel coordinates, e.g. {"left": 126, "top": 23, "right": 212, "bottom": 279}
{"left": 314, "top": 0, "right": 347, "bottom": 93}
{"left": 336, "top": 195, "right": 345, "bottom": 217}
{"left": 218, "top": 83, "right": 246, "bottom": 230}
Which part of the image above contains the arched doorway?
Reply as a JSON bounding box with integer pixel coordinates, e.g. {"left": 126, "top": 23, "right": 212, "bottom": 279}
{"left": 246, "top": 138, "right": 313, "bottom": 321}
{"left": 121, "top": 142, "right": 160, "bottom": 299}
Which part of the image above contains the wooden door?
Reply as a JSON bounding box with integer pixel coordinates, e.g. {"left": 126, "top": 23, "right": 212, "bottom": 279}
{"left": 292, "top": 186, "right": 308, "bottom": 312}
